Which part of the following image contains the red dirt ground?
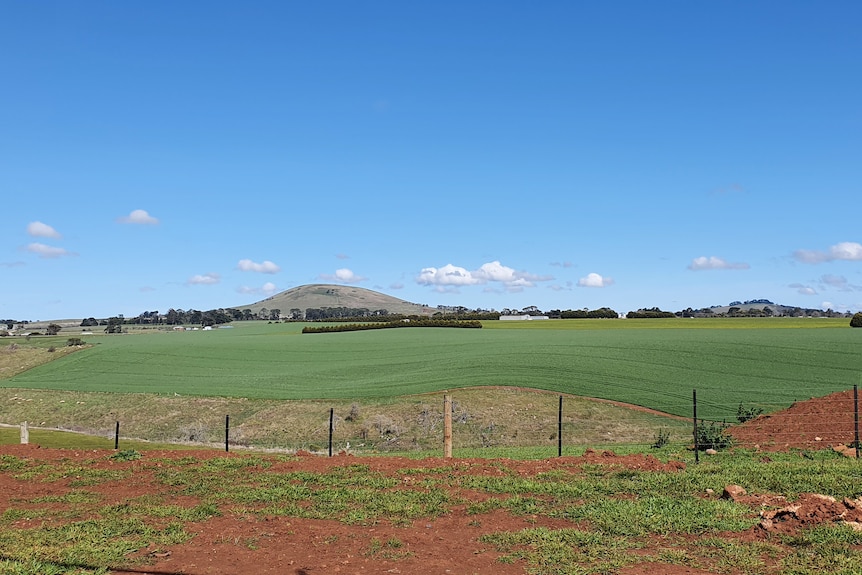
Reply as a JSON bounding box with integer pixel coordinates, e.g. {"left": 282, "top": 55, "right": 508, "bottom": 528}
{"left": 2, "top": 392, "right": 858, "bottom": 575}
{"left": 729, "top": 389, "right": 861, "bottom": 453}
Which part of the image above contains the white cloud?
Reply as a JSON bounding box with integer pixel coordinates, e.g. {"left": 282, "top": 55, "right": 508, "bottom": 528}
{"left": 820, "top": 275, "right": 862, "bottom": 292}
{"left": 188, "top": 273, "right": 220, "bottom": 285}
{"left": 821, "top": 274, "right": 848, "bottom": 289}
{"left": 688, "top": 256, "right": 750, "bottom": 271}
{"left": 830, "top": 242, "right": 862, "bottom": 260}
{"left": 319, "top": 268, "right": 367, "bottom": 283}
{"left": 237, "top": 259, "right": 281, "bottom": 274}
{"left": 336, "top": 253, "right": 350, "bottom": 260}
{"left": 27, "top": 221, "right": 61, "bottom": 238}
{"left": 417, "top": 264, "right": 480, "bottom": 287}
{"left": 26, "top": 243, "right": 74, "bottom": 259}
{"left": 794, "top": 242, "right": 862, "bottom": 264}
{"left": 789, "top": 283, "right": 817, "bottom": 295}
{"left": 118, "top": 209, "right": 159, "bottom": 225}
{"left": 417, "top": 261, "right": 552, "bottom": 292}
{"left": 390, "top": 282, "right": 404, "bottom": 290}
{"left": 577, "top": 273, "right": 613, "bottom": 288}
{"left": 238, "top": 282, "right": 278, "bottom": 295}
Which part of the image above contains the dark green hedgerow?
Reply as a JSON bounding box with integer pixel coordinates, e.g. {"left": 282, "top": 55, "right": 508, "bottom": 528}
{"left": 302, "top": 319, "right": 482, "bottom": 334}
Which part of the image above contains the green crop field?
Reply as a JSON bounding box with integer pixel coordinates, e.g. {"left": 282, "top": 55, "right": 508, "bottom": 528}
{"left": 2, "top": 318, "right": 860, "bottom": 421}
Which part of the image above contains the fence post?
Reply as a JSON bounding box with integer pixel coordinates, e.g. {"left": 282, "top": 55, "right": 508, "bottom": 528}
{"left": 225, "top": 415, "right": 230, "bottom": 453}
{"left": 855, "top": 385, "right": 859, "bottom": 460}
{"left": 692, "top": 389, "right": 699, "bottom": 464}
{"left": 114, "top": 421, "right": 120, "bottom": 450}
{"left": 20, "top": 421, "right": 28, "bottom": 445}
{"left": 558, "top": 396, "right": 563, "bottom": 457}
{"left": 329, "top": 408, "right": 334, "bottom": 457}
{"left": 443, "top": 394, "right": 452, "bottom": 458}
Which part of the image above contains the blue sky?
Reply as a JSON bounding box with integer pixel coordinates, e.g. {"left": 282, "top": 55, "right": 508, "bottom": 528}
{"left": 2, "top": 1, "right": 860, "bottom": 320}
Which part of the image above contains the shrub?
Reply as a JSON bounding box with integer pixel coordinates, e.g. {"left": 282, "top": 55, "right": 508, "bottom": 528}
{"left": 736, "top": 403, "right": 764, "bottom": 423}
{"left": 345, "top": 403, "right": 361, "bottom": 422}
{"left": 695, "top": 420, "right": 733, "bottom": 451}
{"left": 851, "top": 312, "right": 862, "bottom": 328}
{"left": 67, "top": 338, "right": 85, "bottom": 346}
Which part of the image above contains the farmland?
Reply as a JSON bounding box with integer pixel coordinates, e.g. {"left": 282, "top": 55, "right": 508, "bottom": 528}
{"left": 2, "top": 318, "right": 859, "bottom": 421}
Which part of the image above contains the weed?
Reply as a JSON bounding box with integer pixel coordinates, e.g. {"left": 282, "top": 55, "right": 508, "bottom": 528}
{"left": 110, "top": 449, "right": 141, "bottom": 461}
{"left": 651, "top": 428, "right": 671, "bottom": 449}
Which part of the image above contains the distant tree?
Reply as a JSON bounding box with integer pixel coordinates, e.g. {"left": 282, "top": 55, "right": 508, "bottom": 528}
{"left": 851, "top": 313, "right": 862, "bottom": 328}
{"left": 104, "top": 317, "right": 124, "bottom": 334}
{"left": 80, "top": 317, "right": 99, "bottom": 327}
{"left": 242, "top": 309, "right": 253, "bottom": 321}
{"left": 269, "top": 308, "right": 281, "bottom": 321}
{"left": 45, "top": 323, "right": 62, "bottom": 336}
{"left": 5, "top": 321, "right": 13, "bottom": 330}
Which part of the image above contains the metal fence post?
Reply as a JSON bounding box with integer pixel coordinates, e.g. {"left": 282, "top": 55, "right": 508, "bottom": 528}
{"left": 855, "top": 385, "right": 859, "bottom": 460}
{"left": 329, "top": 408, "right": 334, "bottom": 457}
{"left": 692, "top": 389, "right": 699, "bottom": 464}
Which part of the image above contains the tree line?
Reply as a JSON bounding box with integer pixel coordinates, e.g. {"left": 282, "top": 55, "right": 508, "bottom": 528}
{"left": 302, "top": 319, "right": 483, "bottom": 333}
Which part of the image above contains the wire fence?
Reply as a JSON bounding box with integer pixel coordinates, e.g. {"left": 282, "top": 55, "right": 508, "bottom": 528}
{"left": 9, "top": 387, "right": 861, "bottom": 459}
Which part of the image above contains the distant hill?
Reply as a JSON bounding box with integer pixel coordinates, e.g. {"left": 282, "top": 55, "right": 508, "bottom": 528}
{"left": 233, "top": 284, "right": 436, "bottom": 317}
{"left": 704, "top": 300, "right": 848, "bottom": 318}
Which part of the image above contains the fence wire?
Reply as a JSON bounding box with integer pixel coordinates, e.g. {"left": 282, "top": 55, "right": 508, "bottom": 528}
{"left": 8, "top": 388, "right": 860, "bottom": 458}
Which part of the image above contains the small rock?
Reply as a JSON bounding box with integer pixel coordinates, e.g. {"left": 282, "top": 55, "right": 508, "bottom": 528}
{"left": 705, "top": 448, "right": 718, "bottom": 455}
{"left": 722, "top": 485, "right": 747, "bottom": 501}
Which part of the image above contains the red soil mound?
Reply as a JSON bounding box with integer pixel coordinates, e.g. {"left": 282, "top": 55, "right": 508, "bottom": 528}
{"left": 729, "top": 389, "right": 860, "bottom": 452}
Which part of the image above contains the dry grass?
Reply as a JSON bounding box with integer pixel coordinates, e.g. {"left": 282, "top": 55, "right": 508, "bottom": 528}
{"left": 0, "top": 386, "right": 691, "bottom": 453}
{"left": 0, "top": 343, "right": 79, "bottom": 380}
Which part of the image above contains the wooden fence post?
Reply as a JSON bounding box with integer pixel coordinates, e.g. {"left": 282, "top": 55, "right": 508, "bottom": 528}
{"left": 20, "top": 421, "right": 28, "bottom": 445}
{"left": 558, "top": 396, "right": 563, "bottom": 457}
{"left": 443, "top": 394, "right": 452, "bottom": 458}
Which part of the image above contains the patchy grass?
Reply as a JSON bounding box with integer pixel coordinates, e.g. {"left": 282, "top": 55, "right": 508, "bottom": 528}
{"left": 2, "top": 449, "right": 862, "bottom": 573}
